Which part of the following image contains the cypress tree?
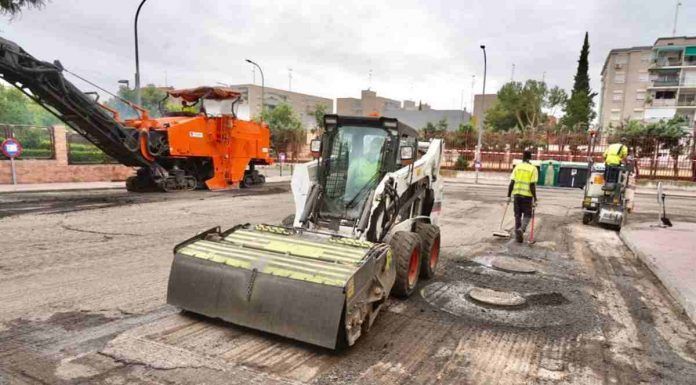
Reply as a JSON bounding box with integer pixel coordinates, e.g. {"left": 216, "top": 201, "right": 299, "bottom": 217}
{"left": 562, "top": 32, "right": 597, "bottom": 131}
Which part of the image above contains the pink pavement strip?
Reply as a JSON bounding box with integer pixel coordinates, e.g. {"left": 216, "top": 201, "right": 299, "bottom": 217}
{"left": 621, "top": 222, "right": 696, "bottom": 324}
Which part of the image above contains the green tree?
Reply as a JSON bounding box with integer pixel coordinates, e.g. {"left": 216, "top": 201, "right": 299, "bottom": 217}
{"left": 421, "top": 118, "right": 447, "bottom": 139}
{"left": 310, "top": 103, "right": 328, "bottom": 134}
{"left": 485, "top": 80, "right": 555, "bottom": 132}
{"left": 656, "top": 116, "right": 690, "bottom": 177}
{"left": 0, "top": 0, "right": 45, "bottom": 16}
{"left": 105, "top": 84, "right": 168, "bottom": 118}
{"left": 547, "top": 86, "right": 568, "bottom": 116}
{"left": 258, "top": 103, "right": 304, "bottom": 155}
{"left": 561, "top": 32, "right": 597, "bottom": 131}
{"left": 0, "top": 83, "right": 59, "bottom": 125}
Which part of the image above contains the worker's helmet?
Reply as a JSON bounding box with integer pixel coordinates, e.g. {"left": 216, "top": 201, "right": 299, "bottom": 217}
{"left": 522, "top": 150, "right": 532, "bottom": 161}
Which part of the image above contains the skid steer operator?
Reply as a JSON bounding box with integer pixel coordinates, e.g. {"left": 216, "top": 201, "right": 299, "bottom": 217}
{"left": 603, "top": 137, "right": 629, "bottom": 184}
{"left": 507, "top": 150, "right": 538, "bottom": 243}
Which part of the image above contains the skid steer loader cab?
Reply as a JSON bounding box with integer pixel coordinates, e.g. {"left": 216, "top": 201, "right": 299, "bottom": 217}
{"left": 167, "top": 115, "right": 443, "bottom": 350}
{"left": 316, "top": 115, "right": 416, "bottom": 223}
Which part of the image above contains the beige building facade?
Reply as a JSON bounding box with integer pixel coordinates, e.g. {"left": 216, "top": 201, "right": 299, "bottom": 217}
{"left": 336, "top": 89, "right": 401, "bottom": 116}
{"left": 600, "top": 36, "right": 696, "bottom": 132}
{"left": 598, "top": 46, "right": 653, "bottom": 129}
{"left": 229, "top": 84, "right": 333, "bottom": 130}
{"left": 472, "top": 94, "right": 497, "bottom": 127}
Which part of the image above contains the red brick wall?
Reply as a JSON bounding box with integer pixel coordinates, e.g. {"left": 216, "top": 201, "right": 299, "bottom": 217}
{"left": 0, "top": 126, "right": 135, "bottom": 184}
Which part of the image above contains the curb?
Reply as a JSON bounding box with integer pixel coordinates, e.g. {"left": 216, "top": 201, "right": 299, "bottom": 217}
{"left": 619, "top": 227, "right": 696, "bottom": 324}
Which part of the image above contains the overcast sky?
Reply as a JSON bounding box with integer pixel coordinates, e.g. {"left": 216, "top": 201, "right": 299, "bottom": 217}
{"left": 1, "top": 0, "right": 694, "bottom": 112}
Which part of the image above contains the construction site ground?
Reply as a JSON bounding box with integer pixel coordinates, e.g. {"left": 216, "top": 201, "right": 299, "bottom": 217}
{"left": 1, "top": 180, "right": 696, "bottom": 384}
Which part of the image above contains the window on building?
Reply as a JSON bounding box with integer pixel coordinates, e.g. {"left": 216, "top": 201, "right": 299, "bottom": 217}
{"left": 612, "top": 93, "right": 623, "bottom": 101}
{"left": 610, "top": 110, "right": 621, "bottom": 121}
{"left": 639, "top": 73, "right": 649, "bottom": 82}
{"left": 655, "top": 91, "right": 676, "bottom": 99}
{"left": 614, "top": 74, "right": 626, "bottom": 84}
{"left": 641, "top": 52, "right": 651, "bottom": 63}
{"left": 636, "top": 92, "right": 646, "bottom": 101}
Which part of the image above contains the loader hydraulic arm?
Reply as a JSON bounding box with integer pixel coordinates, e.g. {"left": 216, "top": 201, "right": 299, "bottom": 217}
{"left": 0, "top": 37, "right": 154, "bottom": 168}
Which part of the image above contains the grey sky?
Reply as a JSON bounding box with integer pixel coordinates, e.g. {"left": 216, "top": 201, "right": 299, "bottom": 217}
{"left": 1, "top": 0, "right": 693, "bottom": 112}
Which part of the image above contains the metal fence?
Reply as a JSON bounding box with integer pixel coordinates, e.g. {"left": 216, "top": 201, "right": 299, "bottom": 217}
{"left": 66, "top": 131, "right": 117, "bottom": 164}
{"left": 0, "top": 124, "right": 55, "bottom": 159}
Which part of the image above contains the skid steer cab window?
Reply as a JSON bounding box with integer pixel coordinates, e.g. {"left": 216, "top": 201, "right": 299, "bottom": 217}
{"left": 321, "top": 126, "right": 392, "bottom": 220}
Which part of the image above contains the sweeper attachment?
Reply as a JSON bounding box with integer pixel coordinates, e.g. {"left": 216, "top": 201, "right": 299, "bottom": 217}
{"left": 493, "top": 201, "right": 511, "bottom": 238}
{"left": 167, "top": 115, "right": 444, "bottom": 349}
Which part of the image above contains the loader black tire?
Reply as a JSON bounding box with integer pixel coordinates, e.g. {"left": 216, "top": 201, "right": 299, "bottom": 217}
{"left": 582, "top": 213, "right": 593, "bottom": 225}
{"left": 415, "top": 222, "right": 440, "bottom": 279}
{"left": 390, "top": 231, "right": 422, "bottom": 298}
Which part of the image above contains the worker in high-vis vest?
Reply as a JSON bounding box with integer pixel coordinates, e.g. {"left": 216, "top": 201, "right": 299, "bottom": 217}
{"left": 603, "top": 137, "right": 629, "bottom": 184}
{"left": 507, "top": 150, "right": 538, "bottom": 243}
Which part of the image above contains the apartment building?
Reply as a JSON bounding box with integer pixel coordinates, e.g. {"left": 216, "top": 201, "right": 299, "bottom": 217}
{"left": 598, "top": 46, "right": 652, "bottom": 129}
{"left": 337, "top": 89, "right": 470, "bottom": 130}
{"left": 599, "top": 36, "right": 696, "bottom": 131}
{"left": 336, "top": 89, "right": 401, "bottom": 116}
{"left": 228, "top": 84, "right": 333, "bottom": 130}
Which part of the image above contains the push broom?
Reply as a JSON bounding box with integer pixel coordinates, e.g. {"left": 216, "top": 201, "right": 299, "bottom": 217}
{"left": 493, "top": 201, "right": 511, "bottom": 238}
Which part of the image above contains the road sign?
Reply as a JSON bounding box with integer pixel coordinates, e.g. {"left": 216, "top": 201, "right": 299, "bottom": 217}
{"left": 1, "top": 138, "right": 22, "bottom": 185}
{"left": 1, "top": 138, "right": 22, "bottom": 158}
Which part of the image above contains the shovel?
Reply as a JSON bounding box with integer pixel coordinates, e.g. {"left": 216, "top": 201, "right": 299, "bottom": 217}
{"left": 493, "top": 201, "right": 511, "bottom": 238}
{"left": 528, "top": 206, "right": 536, "bottom": 245}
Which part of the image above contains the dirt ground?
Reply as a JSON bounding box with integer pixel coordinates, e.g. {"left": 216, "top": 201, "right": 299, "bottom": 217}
{"left": 1, "top": 180, "right": 695, "bottom": 384}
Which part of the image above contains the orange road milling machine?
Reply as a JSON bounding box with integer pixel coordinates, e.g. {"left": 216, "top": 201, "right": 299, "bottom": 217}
{"left": 0, "top": 37, "right": 273, "bottom": 191}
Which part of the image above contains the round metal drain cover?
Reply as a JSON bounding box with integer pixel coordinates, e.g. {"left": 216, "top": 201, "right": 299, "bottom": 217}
{"left": 468, "top": 287, "right": 526, "bottom": 307}
{"left": 491, "top": 256, "right": 537, "bottom": 274}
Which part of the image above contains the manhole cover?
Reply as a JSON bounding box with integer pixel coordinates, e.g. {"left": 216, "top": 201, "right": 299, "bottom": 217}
{"left": 491, "top": 256, "right": 537, "bottom": 274}
{"left": 468, "top": 287, "right": 526, "bottom": 307}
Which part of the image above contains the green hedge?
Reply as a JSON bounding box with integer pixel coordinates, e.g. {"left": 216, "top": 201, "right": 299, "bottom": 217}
{"left": 68, "top": 150, "right": 116, "bottom": 164}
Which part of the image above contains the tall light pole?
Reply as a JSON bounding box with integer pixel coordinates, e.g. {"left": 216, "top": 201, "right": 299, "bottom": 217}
{"left": 672, "top": 1, "right": 682, "bottom": 37}
{"left": 134, "top": 0, "right": 147, "bottom": 107}
{"left": 476, "top": 45, "right": 487, "bottom": 184}
{"left": 246, "top": 59, "right": 265, "bottom": 116}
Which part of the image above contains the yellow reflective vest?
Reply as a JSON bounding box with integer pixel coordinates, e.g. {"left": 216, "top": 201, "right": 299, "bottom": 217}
{"left": 604, "top": 143, "right": 628, "bottom": 166}
{"left": 510, "top": 162, "right": 538, "bottom": 197}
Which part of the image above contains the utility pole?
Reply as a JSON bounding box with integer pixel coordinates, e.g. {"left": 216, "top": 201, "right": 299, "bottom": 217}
{"left": 672, "top": 1, "right": 682, "bottom": 36}
{"left": 476, "top": 45, "right": 487, "bottom": 184}
{"left": 245, "top": 59, "right": 265, "bottom": 116}
{"left": 470, "top": 75, "right": 476, "bottom": 117}
{"left": 133, "top": 0, "right": 147, "bottom": 107}
{"left": 368, "top": 69, "right": 373, "bottom": 90}
{"left": 511, "top": 63, "right": 515, "bottom": 82}
{"left": 288, "top": 68, "right": 293, "bottom": 91}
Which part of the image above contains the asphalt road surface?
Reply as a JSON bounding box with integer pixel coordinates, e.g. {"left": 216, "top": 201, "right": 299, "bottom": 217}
{"left": 1, "top": 181, "right": 695, "bottom": 384}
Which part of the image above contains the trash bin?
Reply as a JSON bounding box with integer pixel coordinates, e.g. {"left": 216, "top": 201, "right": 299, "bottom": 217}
{"left": 558, "top": 162, "right": 588, "bottom": 188}
{"left": 539, "top": 160, "right": 559, "bottom": 187}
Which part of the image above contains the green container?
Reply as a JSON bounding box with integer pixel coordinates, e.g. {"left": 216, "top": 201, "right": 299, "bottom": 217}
{"left": 539, "top": 161, "right": 560, "bottom": 187}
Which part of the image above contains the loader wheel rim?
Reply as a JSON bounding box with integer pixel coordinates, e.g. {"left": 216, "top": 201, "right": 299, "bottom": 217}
{"left": 430, "top": 237, "right": 440, "bottom": 270}
{"left": 408, "top": 248, "right": 419, "bottom": 287}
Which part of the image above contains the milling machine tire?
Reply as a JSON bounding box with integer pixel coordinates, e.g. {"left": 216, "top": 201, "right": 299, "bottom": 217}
{"left": 415, "top": 222, "right": 440, "bottom": 279}
{"left": 390, "top": 231, "right": 422, "bottom": 298}
{"left": 582, "top": 213, "right": 593, "bottom": 225}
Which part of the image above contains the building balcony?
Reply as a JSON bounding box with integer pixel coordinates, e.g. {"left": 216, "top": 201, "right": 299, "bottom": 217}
{"left": 651, "top": 57, "right": 683, "bottom": 68}
{"left": 652, "top": 78, "right": 680, "bottom": 87}
{"left": 649, "top": 98, "right": 677, "bottom": 107}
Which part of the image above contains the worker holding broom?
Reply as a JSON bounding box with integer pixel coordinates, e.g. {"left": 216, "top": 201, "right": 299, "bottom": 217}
{"left": 507, "top": 150, "right": 538, "bottom": 243}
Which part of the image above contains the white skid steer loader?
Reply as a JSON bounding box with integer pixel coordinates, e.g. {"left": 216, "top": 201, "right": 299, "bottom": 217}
{"left": 167, "top": 115, "right": 444, "bottom": 349}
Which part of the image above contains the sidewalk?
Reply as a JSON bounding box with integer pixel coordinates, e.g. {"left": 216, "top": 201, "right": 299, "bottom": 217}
{"left": 442, "top": 170, "right": 696, "bottom": 197}
{"left": 0, "top": 176, "right": 292, "bottom": 194}
{"left": 620, "top": 222, "right": 696, "bottom": 324}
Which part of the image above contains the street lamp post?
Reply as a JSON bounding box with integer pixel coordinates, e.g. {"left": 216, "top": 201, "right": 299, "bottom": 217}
{"left": 476, "top": 45, "right": 487, "bottom": 184}
{"left": 245, "top": 59, "right": 265, "bottom": 116}
{"left": 134, "top": 0, "right": 147, "bottom": 107}
{"left": 118, "top": 79, "right": 130, "bottom": 89}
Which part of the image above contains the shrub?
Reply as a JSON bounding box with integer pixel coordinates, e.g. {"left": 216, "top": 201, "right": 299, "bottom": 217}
{"left": 454, "top": 155, "right": 469, "bottom": 170}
